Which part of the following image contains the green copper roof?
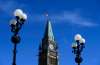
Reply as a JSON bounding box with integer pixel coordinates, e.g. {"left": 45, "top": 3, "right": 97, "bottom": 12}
{"left": 44, "top": 20, "right": 54, "bottom": 41}
{"left": 48, "top": 20, "right": 54, "bottom": 41}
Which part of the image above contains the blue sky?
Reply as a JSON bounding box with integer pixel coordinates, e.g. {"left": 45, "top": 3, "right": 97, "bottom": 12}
{"left": 0, "top": 0, "right": 100, "bottom": 65}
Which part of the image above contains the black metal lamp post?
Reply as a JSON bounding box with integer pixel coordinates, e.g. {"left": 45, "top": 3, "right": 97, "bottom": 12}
{"left": 72, "top": 34, "right": 85, "bottom": 65}
{"left": 10, "top": 9, "right": 27, "bottom": 65}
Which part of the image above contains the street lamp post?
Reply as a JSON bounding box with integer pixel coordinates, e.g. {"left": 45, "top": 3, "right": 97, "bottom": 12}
{"left": 10, "top": 9, "right": 27, "bottom": 65}
{"left": 72, "top": 34, "right": 85, "bottom": 65}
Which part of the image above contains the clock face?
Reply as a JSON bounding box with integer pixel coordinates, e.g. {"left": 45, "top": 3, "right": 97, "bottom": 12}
{"left": 49, "top": 44, "right": 54, "bottom": 50}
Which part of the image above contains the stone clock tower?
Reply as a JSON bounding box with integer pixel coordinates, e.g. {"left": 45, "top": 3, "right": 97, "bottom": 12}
{"left": 38, "top": 20, "right": 58, "bottom": 65}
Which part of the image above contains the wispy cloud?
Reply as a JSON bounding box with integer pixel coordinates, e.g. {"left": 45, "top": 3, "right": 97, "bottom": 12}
{"left": 0, "top": 0, "right": 98, "bottom": 27}
{"left": 32, "top": 11, "right": 99, "bottom": 27}
{"left": 0, "top": 0, "right": 26, "bottom": 16}
{"left": 0, "top": 1, "right": 16, "bottom": 14}
{"left": 56, "top": 11, "right": 99, "bottom": 27}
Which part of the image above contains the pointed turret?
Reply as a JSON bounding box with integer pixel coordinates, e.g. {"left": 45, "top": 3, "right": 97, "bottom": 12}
{"left": 38, "top": 16, "right": 58, "bottom": 65}
{"left": 44, "top": 20, "right": 54, "bottom": 41}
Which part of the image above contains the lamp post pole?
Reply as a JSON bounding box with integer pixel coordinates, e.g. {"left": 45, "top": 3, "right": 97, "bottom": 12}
{"left": 72, "top": 34, "right": 85, "bottom": 65}
{"left": 12, "top": 42, "right": 17, "bottom": 65}
{"left": 11, "top": 34, "right": 21, "bottom": 65}
{"left": 10, "top": 9, "right": 27, "bottom": 65}
{"left": 76, "top": 40, "right": 80, "bottom": 65}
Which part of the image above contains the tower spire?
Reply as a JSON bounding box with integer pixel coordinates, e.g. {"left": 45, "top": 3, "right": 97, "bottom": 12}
{"left": 38, "top": 13, "right": 58, "bottom": 65}
{"left": 44, "top": 14, "right": 54, "bottom": 41}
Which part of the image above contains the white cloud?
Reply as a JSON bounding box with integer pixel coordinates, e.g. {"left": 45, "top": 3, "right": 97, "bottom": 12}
{"left": 0, "top": 1, "right": 16, "bottom": 13}
{"left": 0, "top": 0, "right": 26, "bottom": 16}
{"left": 32, "top": 11, "right": 99, "bottom": 27}
{"left": 51, "top": 11, "right": 99, "bottom": 27}
{"left": 0, "top": 1, "right": 98, "bottom": 27}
